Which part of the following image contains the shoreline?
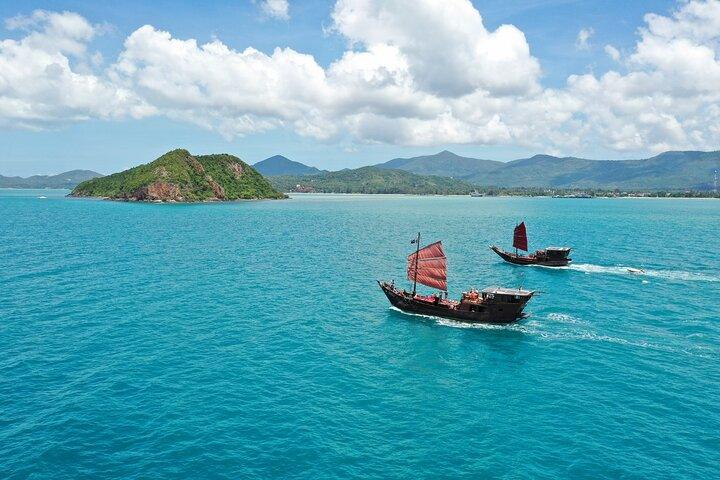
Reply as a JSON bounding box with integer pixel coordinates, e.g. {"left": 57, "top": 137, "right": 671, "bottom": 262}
{"left": 2, "top": 188, "right": 717, "bottom": 200}
{"left": 66, "top": 193, "right": 288, "bottom": 203}
{"left": 283, "top": 192, "right": 719, "bottom": 200}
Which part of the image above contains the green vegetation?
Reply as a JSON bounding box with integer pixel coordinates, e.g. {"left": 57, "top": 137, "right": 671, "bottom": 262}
{"left": 458, "top": 186, "right": 719, "bottom": 198}
{"left": 71, "top": 149, "right": 285, "bottom": 201}
{"left": 29, "top": 148, "right": 719, "bottom": 198}
{"left": 467, "top": 152, "right": 720, "bottom": 189}
{"left": 269, "top": 169, "right": 719, "bottom": 198}
{"left": 377, "top": 150, "right": 502, "bottom": 178}
{"left": 253, "top": 155, "right": 323, "bottom": 176}
{"left": 268, "top": 166, "right": 474, "bottom": 194}
{"left": 376, "top": 150, "right": 720, "bottom": 190}
{"left": 0, "top": 170, "right": 102, "bottom": 189}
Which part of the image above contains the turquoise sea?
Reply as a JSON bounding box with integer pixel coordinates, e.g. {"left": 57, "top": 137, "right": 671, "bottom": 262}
{"left": 2, "top": 189, "right": 719, "bottom": 479}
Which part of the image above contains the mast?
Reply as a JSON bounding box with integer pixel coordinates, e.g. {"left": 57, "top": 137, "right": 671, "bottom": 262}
{"left": 412, "top": 232, "right": 420, "bottom": 295}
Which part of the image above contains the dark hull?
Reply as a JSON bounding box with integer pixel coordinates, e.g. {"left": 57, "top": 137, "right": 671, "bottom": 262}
{"left": 490, "top": 246, "right": 571, "bottom": 267}
{"left": 378, "top": 282, "right": 528, "bottom": 325}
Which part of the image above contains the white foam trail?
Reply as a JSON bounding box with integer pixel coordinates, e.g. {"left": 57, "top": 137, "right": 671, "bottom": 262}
{"left": 435, "top": 318, "right": 514, "bottom": 331}
{"left": 388, "top": 305, "right": 438, "bottom": 320}
{"left": 388, "top": 306, "right": 519, "bottom": 331}
{"left": 568, "top": 263, "right": 636, "bottom": 275}
{"left": 568, "top": 263, "right": 719, "bottom": 282}
{"left": 389, "top": 307, "right": 715, "bottom": 358}
{"left": 546, "top": 312, "right": 584, "bottom": 324}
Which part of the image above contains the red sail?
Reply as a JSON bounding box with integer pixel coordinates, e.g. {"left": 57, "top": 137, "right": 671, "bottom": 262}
{"left": 513, "top": 222, "right": 528, "bottom": 251}
{"left": 407, "top": 241, "right": 448, "bottom": 291}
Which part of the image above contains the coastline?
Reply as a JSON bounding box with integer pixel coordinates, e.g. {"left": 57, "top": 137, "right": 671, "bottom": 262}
{"left": 66, "top": 193, "right": 288, "bottom": 203}
{"left": 2, "top": 188, "right": 716, "bottom": 200}
{"left": 283, "top": 191, "right": 719, "bottom": 200}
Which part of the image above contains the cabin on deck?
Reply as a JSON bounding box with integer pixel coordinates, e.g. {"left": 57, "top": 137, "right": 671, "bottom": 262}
{"left": 535, "top": 247, "right": 571, "bottom": 259}
{"left": 458, "top": 287, "right": 533, "bottom": 312}
{"left": 481, "top": 287, "right": 534, "bottom": 303}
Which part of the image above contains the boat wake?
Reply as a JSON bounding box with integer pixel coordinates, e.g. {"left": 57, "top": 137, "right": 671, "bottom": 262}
{"left": 388, "top": 306, "right": 514, "bottom": 331}
{"left": 545, "top": 312, "right": 585, "bottom": 324}
{"left": 567, "top": 263, "right": 720, "bottom": 283}
{"left": 390, "top": 306, "right": 547, "bottom": 335}
{"left": 389, "top": 307, "right": 715, "bottom": 358}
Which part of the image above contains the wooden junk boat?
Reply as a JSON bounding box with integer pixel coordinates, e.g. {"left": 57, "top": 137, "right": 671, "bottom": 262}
{"left": 379, "top": 234, "right": 534, "bottom": 324}
{"left": 491, "top": 222, "right": 571, "bottom": 267}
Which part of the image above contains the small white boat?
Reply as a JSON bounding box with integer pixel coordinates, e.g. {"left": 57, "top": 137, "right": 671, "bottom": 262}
{"left": 627, "top": 267, "right": 645, "bottom": 274}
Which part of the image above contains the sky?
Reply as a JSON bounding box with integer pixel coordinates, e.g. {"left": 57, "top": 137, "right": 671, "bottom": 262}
{"left": 1, "top": 0, "right": 719, "bottom": 175}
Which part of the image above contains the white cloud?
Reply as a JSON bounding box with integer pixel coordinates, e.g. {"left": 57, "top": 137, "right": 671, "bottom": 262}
{"left": 331, "top": 0, "right": 541, "bottom": 97}
{"left": 565, "top": 0, "right": 720, "bottom": 152}
{"left": 604, "top": 44, "right": 621, "bottom": 61}
{"left": 1, "top": 1, "right": 720, "bottom": 155}
{"left": 260, "top": 0, "right": 290, "bottom": 20}
{"left": 110, "top": 25, "right": 329, "bottom": 138}
{"left": 5, "top": 10, "right": 95, "bottom": 56}
{"left": 576, "top": 27, "right": 594, "bottom": 50}
{"left": 0, "top": 10, "right": 150, "bottom": 129}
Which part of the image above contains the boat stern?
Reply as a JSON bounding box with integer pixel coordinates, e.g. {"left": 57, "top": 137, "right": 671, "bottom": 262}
{"left": 481, "top": 286, "right": 535, "bottom": 321}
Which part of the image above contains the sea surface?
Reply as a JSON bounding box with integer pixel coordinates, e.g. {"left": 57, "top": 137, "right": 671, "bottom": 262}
{"left": 2, "top": 189, "right": 719, "bottom": 479}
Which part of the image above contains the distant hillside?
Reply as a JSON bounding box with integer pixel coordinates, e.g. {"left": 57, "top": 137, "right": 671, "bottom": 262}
{"left": 269, "top": 166, "right": 473, "bottom": 194}
{"left": 469, "top": 151, "right": 720, "bottom": 189}
{"left": 376, "top": 149, "right": 720, "bottom": 190}
{"left": 0, "top": 170, "right": 102, "bottom": 189}
{"left": 253, "top": 155, "right": 322, "bottom": 176}
{"left": 71, "top": 149, "right": 285, "bottom": 201}
{"left": 376, "top": 150, "right": 502, "bottom": 178}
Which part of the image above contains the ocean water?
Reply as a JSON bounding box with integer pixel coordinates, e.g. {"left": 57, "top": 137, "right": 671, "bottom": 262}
{"left": 1, "top": 189, "right": 719, "bottom": 479}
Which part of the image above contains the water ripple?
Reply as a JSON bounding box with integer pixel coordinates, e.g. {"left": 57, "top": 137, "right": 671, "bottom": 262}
{"left": 1, "top": 192, "right": 719, "bottom": 479}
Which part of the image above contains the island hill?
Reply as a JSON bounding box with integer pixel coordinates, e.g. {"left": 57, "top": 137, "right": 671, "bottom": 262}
{"left": 19, "top": 148, "right": 718, "bottom": 196}
{"left": 71, "top": 149, "right": 286, "bottom": 202}
{"left": 251, "top": 150, "right": 720, "bottom": 195}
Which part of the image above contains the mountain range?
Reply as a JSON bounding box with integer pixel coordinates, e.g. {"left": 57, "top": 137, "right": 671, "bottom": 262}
{"left": 5, "top": 150, "right": 719, "bottom": 192}
{"left": 377, "top": 150, "right": 502, "bottom": 178}
{"left": 375, "top": 150, "right": 720, "bottom": 190}
{"left": 253, "top": 155, "right": 323, "bottom": 176}
{"left": 0, "top": 170, "right": 102, "bottom": 189}
{"left": 257, "top": 150, "right": 719, "bottom": 190}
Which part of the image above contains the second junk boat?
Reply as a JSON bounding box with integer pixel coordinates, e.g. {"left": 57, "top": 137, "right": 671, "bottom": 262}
{"left": 491, "top": 222, "right": 572, "bottom": 267}
{"left": 379, "top": 234, "right": 534, "bottom": 324}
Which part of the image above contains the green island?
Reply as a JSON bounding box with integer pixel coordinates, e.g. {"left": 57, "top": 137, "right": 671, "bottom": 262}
{"left": 267, "top": 169, "right": 720, "bottom": 197}
{"left": 268, "top": 166, "right": 475, "bottom": 195}
{"left": 71, "top": 149, "right": 286, "bottom": 202}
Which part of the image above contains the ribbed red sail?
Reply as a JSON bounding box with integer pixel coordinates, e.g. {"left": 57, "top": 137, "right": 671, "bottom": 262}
{"left": 513, "top": 222, "right": 528, "bottom": 251}
{"left": 407, "top": 241, "right": 448, "bottom": 291}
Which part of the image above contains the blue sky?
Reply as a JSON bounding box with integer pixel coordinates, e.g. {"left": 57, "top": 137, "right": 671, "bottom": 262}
{"left": 2, "top": 0, "right": 715, "bottom": 176}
